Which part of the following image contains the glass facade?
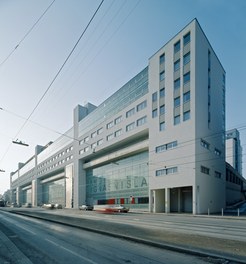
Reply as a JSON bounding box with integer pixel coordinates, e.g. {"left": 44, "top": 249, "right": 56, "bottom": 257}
{"left": 86, "top": 152, "right": 149, "bottom": 209}
{"left": 42, "top": 178, "right": 65, "bottom": 206}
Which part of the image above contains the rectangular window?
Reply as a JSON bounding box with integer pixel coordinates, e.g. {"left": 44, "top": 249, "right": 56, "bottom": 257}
{"left": 115, "top": 129, "right": 122, "bottom": 137}
{"left": 160, "top": 71, "right": 165, "bottom": 81}
{"left": 91, "top": 131, "right": 97, "bottom": 138}
{"left": 97, "top": 127, "right": 103, "bottom": 135}
{"left": 183, "top": 111, "right": 190, "bottom": 121}
{"left": 126, "top": 122, "right": 135, "bottom": 132}
{"left": 137, "top": 100, "right": 147, "bottom": 112}
{"left": 152, "top": 92, "right": 157, "bottom": 102}
{"left": 97, "top": 139, "right": 103, "bottom": 146}
{"left": 174, "top": 115, "right": 180, "bottom": 125}
{"left": 201, "top": 139, "right": 210, "bottom": 149}
{"left": 160, "top": 122, "right": 165, "bottom": 131}
{"left": 174, "top": 59, "right": 180, "bottom": 71}
{"left": 107, "top": 133, "right": 114, "bottom": 141}
{"left": 160, "top": 53, "right": 165, "bottom": 64}
{"left": 201, "top": 166, "right": 210, "bottom": 175}
{"left": 174, "top": 40, "right": 180, "bottom": 53}
{"left": 183, "top": 32, "right": 190, "bottom": 46}
{"left": 160, "top": 105, "right": 165, "bottom": 115}
{"left": 183, "top": 52, "right": 190, "bottom": 65}
{"left": 137, "top": 116, "right": 147, "bottom": 126}
{"left": 160, "top": 88, "right": 165, "bottom": 97}
{"left": 183, "top": 91, "right": 190, "bottom": 103}
{"left": 84, "top": 146, "right": 89, "bottom": 152}
{"left": 126, "top": 108, "right": 135, "bottom": 118}
{"left": 107, "top": 121, "right": 114, "bottom": 129}
{"left": 115, "top": 116, "right": 122, "bottom": 125}
{"left": 91, "top": 142, "right": 97, "bottom": 149}
{"left": 79, "top": 149, "right": 84, "bottom": 155}
{"left": 184, "top": 72, "right": 190, "bottom": 84}
{"left": 84, "top": 136, "right": 89, "bottom": 143}
{"left": 215, "top": 171, "right": 222, "bottom": 179}
{"left": 174, "top": 78, "right": 180, "bottom": 90}
{"left": 214, "top": 148, "right": 221, "bottom": 156}
{"left": 156, "top": 141, "right": 177, "bottom": 153}
{"left": 156, "top": 167, "right": 178, "bottom": 176}
{"left": 174, "top": 97, "right": 180, "bottom": 108}
{"left": 152, "top": 109, "right": 158, "bottom": 118}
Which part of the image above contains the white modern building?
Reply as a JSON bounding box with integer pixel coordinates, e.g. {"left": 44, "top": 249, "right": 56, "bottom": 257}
{"left": 11, "top": 19, "right": 229, "bottom": 214}
{"left": 226, "top": 129, "right": 243, "bottom": 175}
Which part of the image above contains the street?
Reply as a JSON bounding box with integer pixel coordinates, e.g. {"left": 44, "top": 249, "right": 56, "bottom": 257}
{"left": 0, "top": 209, "right": 242, "bottom": 264}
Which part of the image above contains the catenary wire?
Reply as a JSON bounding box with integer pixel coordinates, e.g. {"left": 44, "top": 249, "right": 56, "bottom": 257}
{"left": 0, "top": 0, "right": 56, "bottom": 68}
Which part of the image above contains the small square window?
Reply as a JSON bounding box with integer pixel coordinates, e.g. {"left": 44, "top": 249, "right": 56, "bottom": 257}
{"left": 160, "top": 105, "right": 165, "bottom": 115}
{"left": 174, "top": 60, "right": 180, "bottom": 71}
{"left": 160, "top": 122, "right": 165, "bottom": 131}
{"left": 160, "top": 53, "right": 165, "bottom": 64}
{"left": 174, "top": 97, "right": 180, "bottom": 108}
{"left": 160, "top": 71, "right": 165, "bottom": 81}
{"left": 184, "top": 72, "right": 190, "bottom": 84}
{"left": 183, "top": 111, "right": 190, "bottom": 121}
{"left": 152, "top": 92, "right": 157, "bottom": 102}
{"left": 183, "top": 91, "right": 190, "bottom": 103}
{"left": 174, "top": 78, "right": 180, "bottom": 90}
{"left": 160, "top": 88, "right": 165, "bottom": 97}
{"left": 152, "top": 109, "right": 158, "bottom": 118}
{"left": 183, "top": 52, "right": 190, "bottom": 65}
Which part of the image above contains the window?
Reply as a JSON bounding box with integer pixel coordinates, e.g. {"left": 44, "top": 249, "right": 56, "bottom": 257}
{"left": 215, "top": 171, "right": 222, "bottom": 179}
{"left": 152, "top": 92, "right": 157, "bottom": 102}
{"left": 156, "top": 141, "right": 177, "bottom": 153}
{"left": 84, "top": 146, "right": 89, "bottom": 152}
{"left": 152, "top": 109, "right": 158, "bottom": 118}
{"left": 214, "top": 148, "right": 221, "bottom": 156}
{"left": 160, "top": 122, "right": 165, "bottom": 131}
{"left": 201, "top": 166, "right": 210, "bottom": 175}
{"left": 183, "top": 91, "right": 190, "bottom": 103}
{"left": 201, "top": 139, "right": 210, "bottom": 149}
{"left": 183, "top": 111, "right": 190, "bottom": 121}
{"left": 97, "top": 139, "right": 103, "bottom": 146}
{"left": 160, "top": 88, "right": 165, "bottom": 97}
{"left": 91, "top": 131, "right": 97, "bottom": 138}
{"left": 137, "top": 116, "right": 147, "bottom": 126}
{"left": 174, "top": 97, "right": 180, "bottom": 108}
{"left": 107, "top": 121, "right": 114, "bottom": 129}
{"left": 115, "top": 129, "right": 122, "bottom": 137}
{"left": 174, "top": 40, "right": 180, "bottom": 53}
{"left": 174, "top": 78, "right": 180, "bottom": 90}
{"left": 183, "top": 52, "right": 190, "bottom": 65}
{"left": 160, "top": 71, "right": 165, "bottom": 81}
{"left": 84, "top": 136, "right": 89, "bottom": 142}
{"left": 184, "top": 72, "right": 190, "bottom": 84}
{"left": 160, "top": 105, "right": 165, "bottom": 115}
{"left": 126, "top": 108, "right": 135, "bottom": 118}
{"left": 107, "top": 133, "right": 114, "bottom": 141}
{"left": 91, "top": 142, "right": 97, "bottom": 149}
{"left": 174, "top": 59, "right": 180, "bottom": 71}
{"left": 160, "top": 53, "right": 165, "bottom": 64}
{"left": 126, "top": 122, "right": 135, "bottom": 132}
{"left": 183, "top": 32, "right": 190, "bottom": 46}
{"left": 97, "top": 128, "right": 103, "bottom": 135}
{"left": 174, "top": 115, "right": 180, "bottom": 125}
{"left": 137, "top": 100, "right": 147, "bottom": 112}
{"left": 156, "top": 167, "right": 178, "bottom": 176}
{"left": 115, "top": 116, "right": 122, "bottom": 125}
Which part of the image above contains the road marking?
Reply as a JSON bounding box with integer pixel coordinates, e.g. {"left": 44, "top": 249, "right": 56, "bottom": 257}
{"left": 45, "top": 238, "right": 98, "bottom": 264}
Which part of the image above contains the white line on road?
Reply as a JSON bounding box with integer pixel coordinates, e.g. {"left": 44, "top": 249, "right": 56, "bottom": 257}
{"left": 45, "top": 238, "right": 98, "bottom": 264}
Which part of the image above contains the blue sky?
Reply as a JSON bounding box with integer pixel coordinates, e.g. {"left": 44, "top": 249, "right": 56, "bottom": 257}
{"left": 0, "top": 0, "right": 245, "bottom": 194}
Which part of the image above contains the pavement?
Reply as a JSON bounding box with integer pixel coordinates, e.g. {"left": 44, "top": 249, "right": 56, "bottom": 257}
{"left": 1, "top": 207, "right": 246, "bottom": 264}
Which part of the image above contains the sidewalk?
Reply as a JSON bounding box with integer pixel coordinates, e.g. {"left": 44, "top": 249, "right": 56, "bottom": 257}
{"left": 3, "top": 207, "right": 246, "bottom": 264}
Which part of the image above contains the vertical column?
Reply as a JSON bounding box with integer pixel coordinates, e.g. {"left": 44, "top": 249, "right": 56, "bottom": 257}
{"left": 65, "top": 164, "right": 74, "bottom": 208}
{"left": 31, "top": 180, "right": 36, "bottom": 206}
{"left": 165, "top": 188, "right": 170, "bottom": 213}
{"left": 149, "top": 190, "right": 153, "bottom": 213}
{"left": 178, "top": 188, "right": 181, "bottom": 212}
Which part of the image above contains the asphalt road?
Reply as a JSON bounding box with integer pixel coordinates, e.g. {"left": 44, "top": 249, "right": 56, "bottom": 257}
{"left": 0, "top": 210, "right": 224, "bottom": 264}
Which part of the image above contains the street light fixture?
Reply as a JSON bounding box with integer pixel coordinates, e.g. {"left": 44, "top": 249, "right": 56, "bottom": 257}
{"left": 0, "top": 169, "right": 5, "bottom": 172}
{"left": 12, "top": 139, "right": 29, "bottom": 147}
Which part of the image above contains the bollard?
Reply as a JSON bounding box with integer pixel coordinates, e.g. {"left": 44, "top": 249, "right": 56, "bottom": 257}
{"left": 238, "top": 208, "right": 240, "bottom": 217}
{"left": 222, "top": 208, "right": 223, "bottom": 216}
{"left": 208, "top": 208, "right": 210, "bottom": 216}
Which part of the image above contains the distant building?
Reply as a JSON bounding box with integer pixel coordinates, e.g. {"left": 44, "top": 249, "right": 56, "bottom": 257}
{"left": 226, "top": 129, "right": 243, "bottom": 175}
{"left": 10, "top": 19, "right": 229, "bottom": 214}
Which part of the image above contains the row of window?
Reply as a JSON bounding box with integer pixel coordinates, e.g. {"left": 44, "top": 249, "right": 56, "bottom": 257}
{"left": 174, "top": 32, "right": 190, "bottom": 54}
{"left": 174, "top": 71, "right": 190, "bottom": 90}
{"left": 200, "top": 139, "right": 222, "bottom": 156}
{"left": 201, "top": 165, "right": 222, "bottom": 179}
{"left": 37, "top": 155, "right": 74, "bottom": 175}
{"left": 226, "top": 170, "right": 243, "bottom": 186}
{"left": 174, "top": 110, "right": 191, "bottom": 125}
{"left": 156, "top": 166, "right": 178, "bottom": 176}
{"left": 37, "top": 146, "right": 73, "bottom": 170}
{"left": 174, "top": 52, "right": 190, "bottom": 72}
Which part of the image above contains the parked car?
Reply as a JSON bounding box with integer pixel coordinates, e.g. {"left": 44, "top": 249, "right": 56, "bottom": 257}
{"left": 10, "top": 202, "right": 21, "bottom": 208}
{"left": 79, "top": 205, "right": 94, "bottom": 211}
{"left": 23, "top": 203, "right": 32, "bottom": 208}
{"left": 93, "top": 204, "right": 129, "bottom": 213}
{"left": 42, "top": 203, "right": 55, "bottom": 209}
{"left": 111, "top": 205, "right": 129, "bottom": 213}
{"left": 54, "top": 204, "right": 63, "bottom": 209}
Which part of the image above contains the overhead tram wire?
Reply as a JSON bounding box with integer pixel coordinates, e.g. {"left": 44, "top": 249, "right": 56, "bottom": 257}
{"left": 0, "top": 0, "right": 104, "bottom": 165}
{"left": 0, "top": 0, "right": 56, "bottom": 68}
